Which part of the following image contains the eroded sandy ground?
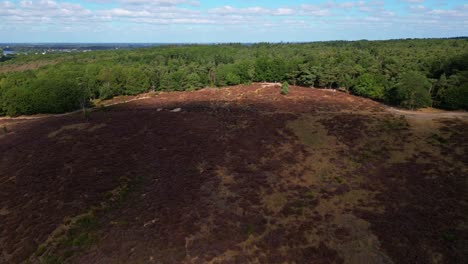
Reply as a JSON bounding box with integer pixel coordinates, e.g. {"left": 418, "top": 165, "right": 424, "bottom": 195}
{"left": 0, "top": 84, "right": 467, "bottom": 263}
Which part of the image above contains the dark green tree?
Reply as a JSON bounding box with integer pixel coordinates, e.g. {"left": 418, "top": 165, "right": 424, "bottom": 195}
{"left": 352, "top": 73, "right": 386, "bottom": 100}
{"left": 388, "top": 71, "right": 432, "bottom": 109}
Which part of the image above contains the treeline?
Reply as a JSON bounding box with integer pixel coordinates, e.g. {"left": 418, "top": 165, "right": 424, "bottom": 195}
{"left": 1, "top": 39, "right": 467, "bottom": 116}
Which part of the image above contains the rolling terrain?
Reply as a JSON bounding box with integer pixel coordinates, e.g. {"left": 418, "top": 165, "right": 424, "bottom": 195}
{"left": 1, "top": 84, "right": 467, "bottom": 263}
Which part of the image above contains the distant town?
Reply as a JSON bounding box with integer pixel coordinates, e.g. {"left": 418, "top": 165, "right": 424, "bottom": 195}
{"left": 0, "top": 43, "right": 177, "bottom": 56}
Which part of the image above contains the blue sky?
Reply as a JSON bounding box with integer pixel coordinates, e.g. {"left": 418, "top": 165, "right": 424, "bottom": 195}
{"left": 1, "top": 0, "right": 467, "bottom": 42}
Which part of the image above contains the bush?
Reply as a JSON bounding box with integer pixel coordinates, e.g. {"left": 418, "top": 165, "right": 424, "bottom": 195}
{"left": 1, "top": 86, "right": 34, "bottom": 116}
{"left": 281, "top": 81, "right": 289, "bottom": 95}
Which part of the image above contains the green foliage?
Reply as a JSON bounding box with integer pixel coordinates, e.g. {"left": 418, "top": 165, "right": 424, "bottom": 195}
{"left": 434, "top": 54, "right": 468, "bottom": 110}
{"left": 226, "top": 72, "right": 241, "bottom": 85}
{"left": 351, "top": 73, "right": 386, "bottom": 100}
{"left": 428, "top": 133, "right": 448, "bottom": 145}
{"left": 441, "top": 84, "right": 468, "bottom": 110}
{"left": 387, "top": 71, "right": 432, "bottom": 109}
{"left": 1, "top": 39, "right": 468, "bottom": 116}
{"left": 183, "top": 72, "right": 202, "bottom": 90}
{"left": 35, "top": 214, "right": 99, "bottom": 262}
{"left": 281, "top": 81, "right": 289, "bottom": 95}
{"left": 123, "top": 67, "right": 149, "bottom": 95}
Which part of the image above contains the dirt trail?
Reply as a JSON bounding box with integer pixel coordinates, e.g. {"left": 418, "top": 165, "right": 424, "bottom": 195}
{"left": 386, "top": 106, "right": 468, "bottom": 120}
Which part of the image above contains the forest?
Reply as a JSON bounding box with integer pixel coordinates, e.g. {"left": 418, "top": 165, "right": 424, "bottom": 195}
{"left": 0, "top": 38, "right": 467, "bottom": 116}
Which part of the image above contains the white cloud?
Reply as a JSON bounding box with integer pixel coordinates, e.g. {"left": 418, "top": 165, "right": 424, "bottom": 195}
{"left": 404, "top": 0, "right": 424, "bottom": 3}
{"left": 120, "top": 0, "right": 199, "bottom": 6}
{"left": 273, "top": 8, "right": 294, "bottom": 16}
{"left": 299, "top": 5, "right": 330, "bottom": 16}
{"left": 0, "top": 0, "right": 467, "bottom": 40}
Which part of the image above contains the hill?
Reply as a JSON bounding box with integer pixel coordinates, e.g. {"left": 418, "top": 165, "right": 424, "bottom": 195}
{"left": 1, "top": 84, "right": 467, "bottom": 263}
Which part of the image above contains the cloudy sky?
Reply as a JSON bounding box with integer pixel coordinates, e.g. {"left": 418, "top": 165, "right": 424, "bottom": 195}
{"left": 1, "top": 0, "right": 467, "bottom": 42}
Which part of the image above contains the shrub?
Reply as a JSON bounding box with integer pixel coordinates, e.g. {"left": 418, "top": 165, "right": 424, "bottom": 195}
{"left": 281, "top": 81, "right": 289, "bottom": 95}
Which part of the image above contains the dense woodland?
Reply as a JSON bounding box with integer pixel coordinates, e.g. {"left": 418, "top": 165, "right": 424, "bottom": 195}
{"left": 0, "top": 38, "right": 467, "bottom": 116}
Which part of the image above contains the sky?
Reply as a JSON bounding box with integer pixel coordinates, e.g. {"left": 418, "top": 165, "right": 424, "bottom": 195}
{"left": 0, "top": 0, "right": 467, "bottom": 43}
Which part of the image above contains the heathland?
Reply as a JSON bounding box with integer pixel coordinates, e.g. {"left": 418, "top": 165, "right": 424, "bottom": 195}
{"left": 0, "top": 39, "right": 467, "bottom": 263}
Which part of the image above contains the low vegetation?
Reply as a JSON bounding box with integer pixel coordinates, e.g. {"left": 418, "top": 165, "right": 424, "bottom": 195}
{"left": 281, "top": 81, "right": 289, "bottom": 95}
{"left": 1, "top": 39, "right": 467, "bottom": 116}
{"left": 1, "top": 84, "right": 466, "bottom": 263}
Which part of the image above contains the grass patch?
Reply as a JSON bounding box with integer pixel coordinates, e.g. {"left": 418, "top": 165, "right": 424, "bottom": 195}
{"left": 305, "top": 191, "right": 316, "bottom": 200}
{"left": 288, "top": 116, "right": 332, "bottom": 147}
{"left": 245, "top": 224, "right": 256, "bottom": 236}
{"left": 378, "top": 117, "right": 408, "bottom": 131}
{"left": 334, "top": 177, "right": 345, "bottom": 184}
{"left": 104, "top": 176, "right": 132, "bottom": 207}
{"left": 41, "top": 254, "right": 62, "bottom": 264}
{"left": 33, "top": 176, "right": 137, "bottom": 262}
{"left": 262, "top": 192, "right": 287, "bottom": 214}
{"left": 354, "top": 141, "right": 384, "bottom": 164}
{"left": 428, "top": 133, "right": 448, "bottom": 145}
{"left": 442, "top": 231, "right": 457, "bottom": 243}
{"left": 37, "top": 213, "right": 100, "bottom": 262}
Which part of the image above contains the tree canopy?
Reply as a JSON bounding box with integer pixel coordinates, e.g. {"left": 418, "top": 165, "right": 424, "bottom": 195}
{"left": 1, "top": 39, "right": 467, "bottom": 116}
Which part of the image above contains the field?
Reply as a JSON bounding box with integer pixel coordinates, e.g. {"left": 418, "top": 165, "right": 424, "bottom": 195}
{"left": 1, "top": 84, "right": 467, "bottom": 263}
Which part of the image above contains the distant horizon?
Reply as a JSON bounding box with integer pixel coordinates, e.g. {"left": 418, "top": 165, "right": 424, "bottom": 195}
{"left": 1, "top": 36, "right": 467, "bottom": 45}
{"left": 1, "top": 0, "right": 467, "bottom": 43}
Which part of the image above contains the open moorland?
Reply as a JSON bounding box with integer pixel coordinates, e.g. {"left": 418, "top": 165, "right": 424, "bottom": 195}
{"left": 1, "top": 83, "right": 467, "bottom": 263}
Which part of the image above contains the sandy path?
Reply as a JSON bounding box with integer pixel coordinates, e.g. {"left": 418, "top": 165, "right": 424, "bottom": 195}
{"left": 386, "top": 107, "right": 468, "bottom": 120}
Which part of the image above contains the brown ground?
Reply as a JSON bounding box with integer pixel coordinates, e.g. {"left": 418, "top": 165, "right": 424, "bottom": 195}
{"left": 0, "top": 83, "right": 467, "bottom": 264}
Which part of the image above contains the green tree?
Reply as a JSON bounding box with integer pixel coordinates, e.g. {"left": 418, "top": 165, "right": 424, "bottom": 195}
{"left": 352, "top": 73, "right": 386, "bottom": 100}
{"left": 225, "top": 72, "right": 241, "bottom": 85}
{"left": 439, "top": 72, "right": 468, "bottom": 110}
{"left": 123, "top": 67, "right": 149, "bottom": 95}
{"left": 183, "top": 72, "right": 202, "bottom": 90}
{"left": 388, "top": 71, "right": 432, "bottom": 109}
{"left": 1, "top": 86, "right": 34, "bottom": 116}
